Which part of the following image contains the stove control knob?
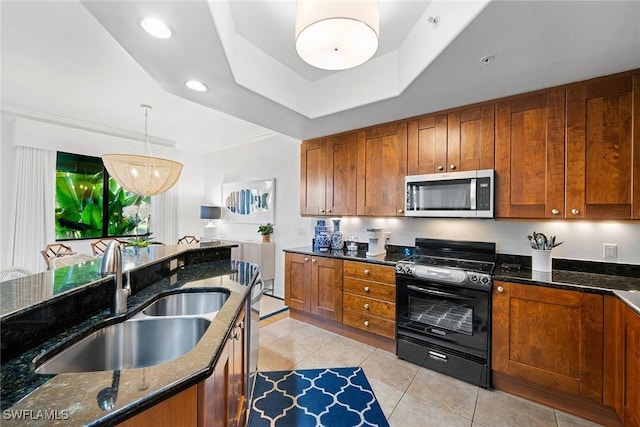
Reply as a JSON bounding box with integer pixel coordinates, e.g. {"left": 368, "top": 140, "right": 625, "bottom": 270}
{"left": 469, "top": 274, "right": 478, "bottom": 282}
{"left": 480, "top": 276, "right": 490, "bottom": 284}
{"left": 395, "top": 264, "right": 403, "bottom": 273}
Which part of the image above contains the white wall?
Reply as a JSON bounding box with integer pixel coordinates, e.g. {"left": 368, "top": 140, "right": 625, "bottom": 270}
{"left": 0, "top": 113, "right": 205, "bottom": 269}
{"left": 204, "top": 133, "right": 311, "bottom": 298}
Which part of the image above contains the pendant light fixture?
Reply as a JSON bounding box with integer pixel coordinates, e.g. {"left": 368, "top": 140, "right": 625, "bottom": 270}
{"left": 295, "top": 0, "right": 380, "bottom": 71}
{"left": 102, "top": 105, "right": 183, "bottom": 196}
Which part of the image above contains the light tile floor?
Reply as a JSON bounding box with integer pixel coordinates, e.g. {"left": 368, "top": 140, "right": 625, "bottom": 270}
{"left": 258, "top": 315, "right": 604, "bottom": 427}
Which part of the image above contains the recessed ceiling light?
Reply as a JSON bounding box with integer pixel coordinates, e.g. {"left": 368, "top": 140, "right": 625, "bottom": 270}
{"left": 185, "top": 80, "right": 208, "bottom": 92}
{"left": 140, "top": 18, "right": 172, "bottom": 39}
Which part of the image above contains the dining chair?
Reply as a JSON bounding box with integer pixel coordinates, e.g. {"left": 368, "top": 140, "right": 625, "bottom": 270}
{"left": 177, "top": 235, "right": 199, "bottom": 244}
{"left": 48, "top": 253, "right": 96, "bottom": 270}
{"left": 41, "top": 243, "right": 74, "bottom": 269}
{"left": 0, "top": 267, "right": 32, "bottom": 282}
{"left": 91, "top": 238, "right": 125, "bottom": 256}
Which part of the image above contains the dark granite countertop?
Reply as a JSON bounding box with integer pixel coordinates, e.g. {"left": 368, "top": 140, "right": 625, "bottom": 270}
{"left": 283, "top": 245, "right": 411, "bottom": 266}
{"left": 1, "top": 247, "right": 253, "bottom": 426}
{"left": 283, "top": 246, "right": 640, "bottom": 313}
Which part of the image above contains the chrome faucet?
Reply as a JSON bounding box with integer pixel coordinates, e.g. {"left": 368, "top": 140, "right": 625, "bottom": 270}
{"left": 100, "top": 241, "right": 130, "bottom": 315}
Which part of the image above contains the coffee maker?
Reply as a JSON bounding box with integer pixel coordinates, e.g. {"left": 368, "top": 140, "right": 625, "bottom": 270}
{"left": 366, "top": 228, "right": 386, "bottom": 257}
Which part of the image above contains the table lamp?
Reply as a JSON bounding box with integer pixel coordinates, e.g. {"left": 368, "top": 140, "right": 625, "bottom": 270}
{"left": 201, "top": 206, "right": 222, "bottom": 238}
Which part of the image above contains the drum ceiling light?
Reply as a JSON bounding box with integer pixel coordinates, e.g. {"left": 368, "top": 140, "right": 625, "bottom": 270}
{"left": 102, "top": 105, "right": 183, "bottom": 196}
{"left": 295, "top": 0, "right": 379, "bottom": 71}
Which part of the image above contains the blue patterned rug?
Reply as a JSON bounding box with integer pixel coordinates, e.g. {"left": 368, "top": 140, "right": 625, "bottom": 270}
{"left": 248, "top": 367, "right": 389, "bottom": 427}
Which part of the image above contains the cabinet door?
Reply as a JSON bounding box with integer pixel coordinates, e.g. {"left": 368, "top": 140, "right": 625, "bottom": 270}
{"left": 566, "top": 73, "right": 637, "bottom": 219}
{"left": 326, "top": 133, "right": 357, "bottom": 216}
{"left": 119, "top": 386, "right": 198, "bottom": 427}
{"left": 357, "top": 123, "right": 408, "bottom": 216}
{"left": 229, "top": 308, "right": 246, "bottom": 427}
{"left": 449, "top": 106, "right": 495, "bottom": 172}
{"left": 625, "top": 306, "right": 640, "bottom": 427}
{"left": 284, "top": 253, "right": 310, "bottom": 312}
{"left": 407, "top": 114, "right": 447, "bottom": 175}
{"left": 300, "top": 140, "right": 326, "bottom": 215}
{"left": 310, "top": 257, "right": 343, "bottom": 321}
{"left": 495, "top": 91, "right": 565, "bottom": 218}
{"left": 199, "top": 340, "right": 230, "bottom": 427}
{"left": 492, "top": 281, "right": 603, "bottom": 401}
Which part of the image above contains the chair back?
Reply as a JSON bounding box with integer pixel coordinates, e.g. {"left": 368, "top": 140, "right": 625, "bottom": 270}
{"left": 41, "top": 243, "right": 74, "bottom": 269}
{"left": 177, "top": 235, "right": 199, "bottom": 244}
{"left": 48, "top": 254, "right": 96, "bottom": 270}
{"left": 91, "top": 238, "right": 125, "bottom": 256}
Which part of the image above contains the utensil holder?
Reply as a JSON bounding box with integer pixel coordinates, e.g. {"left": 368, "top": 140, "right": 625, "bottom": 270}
{"left": 531, "top": 249, "right": 552, "bottom": 272}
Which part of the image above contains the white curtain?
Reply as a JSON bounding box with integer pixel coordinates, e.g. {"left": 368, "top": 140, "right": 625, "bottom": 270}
{"left": 9, "top": 146, "right": 56, "bottom": 273}
{"left": 150, "top": 183, "right": 181, "bottom": 245}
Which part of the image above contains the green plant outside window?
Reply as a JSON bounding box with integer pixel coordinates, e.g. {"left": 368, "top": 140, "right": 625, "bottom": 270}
{"left": 55, "top": 152, "right": 150, "bottom": 240}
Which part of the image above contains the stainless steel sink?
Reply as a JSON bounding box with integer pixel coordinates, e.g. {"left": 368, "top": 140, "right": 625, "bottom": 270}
{"left": 143, "top": 290, "right": 229, "bottom": 317}
{"left": 34, "top": 317, "right": 210, "bottom": 374}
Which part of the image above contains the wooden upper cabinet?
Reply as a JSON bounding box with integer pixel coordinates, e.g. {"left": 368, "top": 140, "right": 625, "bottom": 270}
{"left": 300, "top": 139, "right": 325, "bottom": 216}
{"left": 357, "top": 123, "right": 408, "bottom": 216}
{"left": 325, "top": 133, "right": 357, "bottom": 216}
{"left": 408, "top": 106, "right": 494, "bottom": 175}
{"left": 566, "top": 73, "right": 637, "bottom": 219}
{"left": 300, "top": 134, "right": 357, "bottom": 216}
{"left": 495, "top": 90, "right": 566, "bottom": 219}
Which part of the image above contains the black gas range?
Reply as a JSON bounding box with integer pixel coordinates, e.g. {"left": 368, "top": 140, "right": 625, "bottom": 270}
{"left": 395, "top": 238, "right": 496, "bottom": 388}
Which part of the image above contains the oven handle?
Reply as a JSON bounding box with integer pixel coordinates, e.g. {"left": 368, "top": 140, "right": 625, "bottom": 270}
{"left": 406, "top": 284, "right": 474, "bottom": 300}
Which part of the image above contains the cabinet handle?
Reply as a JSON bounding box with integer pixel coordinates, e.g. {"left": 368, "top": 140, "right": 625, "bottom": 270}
{"left": 437, "top": 165, "right": 444, "bottom": 171}
{"left": 312, "top": 258, "right": 317, "bottom": 263}
{"left": 398, "top": 209, "right": 404, "bottom": 213}
{"left": 450, "top": 164, "right": 456, "bottom": 170}
{"left": 327, "top": 209, "right": 332, "bottom": 213}
{"left": 364, "top": 286, "right": 370, "bottom": 292}
{"left": 304, "top": 257, "right": 309, "bottom": 262}
{"left": 551, "top": 209, "right": 560, "bottom": 215}
{"left": 320, "top": 209, "right": 325, "bottom": 213}
{"left": 364, "top": 320, "right": 369, "bottom": 327}
{"left": 364, "top": 303, "right": 370, "bottom": 310}
{"left": 364, "top": 269, "right": 370, "bottom": 275}
{"left": 571, "top": 208, "right": 580, "bottom": 215}
{"left": 497, "top": 286, "right": 504, "bottom": 293}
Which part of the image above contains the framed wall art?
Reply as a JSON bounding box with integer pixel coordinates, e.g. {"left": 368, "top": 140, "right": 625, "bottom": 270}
{"left": 222, "top": 178, "right": 275, "bottom": 224}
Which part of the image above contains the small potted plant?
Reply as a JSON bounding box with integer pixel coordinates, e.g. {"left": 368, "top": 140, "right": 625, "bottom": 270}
{"left": 258, "top": 223, "right": 274, "bottom": 243}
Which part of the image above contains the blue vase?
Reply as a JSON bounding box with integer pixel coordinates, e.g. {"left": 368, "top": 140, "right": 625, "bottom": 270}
{"left": 331, "top": 219, "right": 343, "bottom": 250}
{"left": 314, "top": 220, "right": 331, "bottom": 252}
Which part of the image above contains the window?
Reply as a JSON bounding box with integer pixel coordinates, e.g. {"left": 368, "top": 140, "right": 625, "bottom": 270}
{"left": 55, "top": 152, "right": 150, "bottom": 240}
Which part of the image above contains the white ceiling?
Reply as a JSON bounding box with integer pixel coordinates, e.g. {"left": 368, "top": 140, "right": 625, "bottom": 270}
{"left": 2, "top": 1, "right": 639, "bottom": 153}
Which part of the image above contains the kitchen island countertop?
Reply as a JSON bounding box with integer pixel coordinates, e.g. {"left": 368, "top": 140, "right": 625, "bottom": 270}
{"left": 1, "top": 244, "right": 253, "bottom": 426}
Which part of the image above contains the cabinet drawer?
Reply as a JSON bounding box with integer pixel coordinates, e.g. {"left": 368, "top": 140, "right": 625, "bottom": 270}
{"left": 343, "top": 293, "right": 395, "bottom": 320}
{"left": 343, "top": 277, "right": 395, "bottom": 302}
{"left": 343, "top": 309, "right": 396, "bottom": 339}
{"left": 343, "top": 261, "right": 395, "bottom": 284}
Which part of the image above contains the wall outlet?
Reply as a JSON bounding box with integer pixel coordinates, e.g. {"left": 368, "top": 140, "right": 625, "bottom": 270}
{"left": 603, "top": 244, "right": 617, "bottom": 261}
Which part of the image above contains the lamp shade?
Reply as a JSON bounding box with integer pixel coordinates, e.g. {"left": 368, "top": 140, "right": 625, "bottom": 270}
{"left": 295, "top": 0, "right": 379, "bottom": 70}
{"left": 103, "top": 154, "right": 183, "bottom": 196}
{"left": 200, "top": 206, "right": 222, "bottom": 220}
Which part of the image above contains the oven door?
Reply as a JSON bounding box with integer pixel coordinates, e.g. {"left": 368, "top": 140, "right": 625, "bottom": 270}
{"left": 396, "top": 276, "right": 490, "bottom": 359}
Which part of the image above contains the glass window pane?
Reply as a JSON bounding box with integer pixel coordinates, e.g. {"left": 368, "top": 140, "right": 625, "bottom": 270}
{"left": 55, "top": 152, "right": 104, "bottom": 240}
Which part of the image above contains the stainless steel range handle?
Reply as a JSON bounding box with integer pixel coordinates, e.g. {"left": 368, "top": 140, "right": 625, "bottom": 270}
{"left": 406, "top": 285, "right": 475, "bottom": 300}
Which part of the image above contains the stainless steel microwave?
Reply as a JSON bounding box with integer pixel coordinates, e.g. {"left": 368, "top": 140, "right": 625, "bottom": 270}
{"left": 404, "top": 169, "right": 494, "bottom": 218}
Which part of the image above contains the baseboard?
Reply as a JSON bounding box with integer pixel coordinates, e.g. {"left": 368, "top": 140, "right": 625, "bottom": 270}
{"left": 289, "top": 309, "right": 395, "bottom": 353}
{"left": 492, "top": 372, "right": 623, "bottom": 427}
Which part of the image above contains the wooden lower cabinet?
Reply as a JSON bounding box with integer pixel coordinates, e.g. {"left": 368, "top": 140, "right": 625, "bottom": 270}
{"left": 492, "top": 281, "right": 603, "bottom": 399}
{"left": 284, "top": 253, "right": 343, "bottom": 321}
{"left": 625, "top": 304, "right": 640, "bottom": 427}
{"left": 342, "top": 261, "right": 396, "bottom": 339}
{"left": 118, "top": 307, "right": 247, "bottom": 427}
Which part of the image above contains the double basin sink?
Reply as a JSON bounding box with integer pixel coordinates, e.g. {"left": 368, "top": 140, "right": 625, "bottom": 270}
{"left": 34, "top": 289, "right": 230, "bottom": 374}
